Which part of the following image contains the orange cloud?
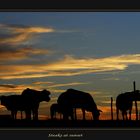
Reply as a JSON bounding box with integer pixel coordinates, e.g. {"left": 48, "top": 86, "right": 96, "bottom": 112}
{"left": 33, "top": 81, "right": 54, "bottom": 85}
{"left": 0, "top": 47, "right": 50, "bottom": 61}
{"left": 102, "top": 77, "right": 120, "bottom": 81}
{"left": 1, "top": 54, "right": 140, "bottom": 79}
{"left": 0, "top": 84, "right": 32, "bottom": 94}
{"left": 0, "top": 82, "right": 51, "bottom": 95}
{"left": 48, "top": 82, "right": 88, "bottom": 88}
{"left": 0, "top": 24, "right": 55, "bottom": 45}
{"left": 0, "top": 81, "right": 70, "bottom": 95}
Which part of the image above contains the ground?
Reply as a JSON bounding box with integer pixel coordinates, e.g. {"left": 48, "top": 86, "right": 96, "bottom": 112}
{"left": 0, "top": 115, "right": 140, "bottom": 128}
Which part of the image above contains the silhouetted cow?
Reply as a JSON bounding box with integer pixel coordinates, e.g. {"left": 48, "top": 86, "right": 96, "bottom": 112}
{"left": 0, "top": 95, "right": 25, "bottom": 119}
{"left": 57, "top": 89, "right": 102, "bottom": 120}
{"left": 116, "top": 90, "right": 140, "bottom": 120}
{"left": 50, "top": 103, "right": 62, "bottom": 119}
{"left": 50, "top": 103, "right": 74, "bottom": 120}
{"left": 21, "top": 88, "right": 51, "bottom": 120}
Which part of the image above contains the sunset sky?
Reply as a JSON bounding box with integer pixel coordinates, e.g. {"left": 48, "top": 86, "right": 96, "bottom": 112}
{"left": 1, "top": 12, "right": 140, "bottom": 120}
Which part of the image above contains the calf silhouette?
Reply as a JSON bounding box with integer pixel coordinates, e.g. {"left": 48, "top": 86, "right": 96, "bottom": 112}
{"left": 50, "top": 103, "right": 74, "bottom": 120}
{"left": 0, "top": 95, "right": 25, "bottom": 119}
{"left": 116, "top": 90, "right": 140, "bottom": 120}
{"left": 50, "top": 103, "right": 62, "bottom": 119}
{"left": 57, "top": 89, "right": 102, "bottom": 120}
{"left": 21, "top": 88, "right": 51, "bottom": 120}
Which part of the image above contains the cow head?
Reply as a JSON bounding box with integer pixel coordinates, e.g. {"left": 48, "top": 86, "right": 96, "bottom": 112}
{"left": 0, "top": 96, "right": 7, "bottom": 105}
{"left": 93, "top": 109, "right": 102, "bottom": 120}
{"left": 41, "top": 89, "right": 51, "bottom": 102}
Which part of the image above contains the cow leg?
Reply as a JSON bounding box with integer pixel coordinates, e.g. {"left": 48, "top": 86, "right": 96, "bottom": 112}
{"left": 122, "top": 111, "right": 127, "bottom": 120}
{"left": 35, "top": 110, "right": 38, "bottom": 120}
{"left": 116, "top": 108, "right": 119, "bottom": 120}
{"left": 63, "top": 113, "right": 69, "bottom": 120}
{"left": 12, "top": 111, "right": 17, "bottom": 120}
{"left": 54, "top": 112, "right": 56, "bottom": 119}
{"left": 125, "top": 111, "right": 128, "bottom": 120}
{"left": 33, "top": 109, "right": 38, "bottom": 120}
{"left": 60, "top": 113, "right": 62, "bottom": 119}
{"left": 74, "top": 108, "right": 77, "bottom": 120}
{"left": 51, "top": 110, "right": 54, "bottom": 119}
{"left": 82, "top": 109, "right": 86, "bottom": 120}
{"left": 54, "top": 112, "right": 57, "bottom": 119}
{"left": 21, "top": 111, "right": 23, "bottom": 120}
{"left": 15, "top": 111, "right": 17, "bottom": 119}
{"left": 50, "top": 109, "right": 52, "bottom": 119}
{"left": 92, "top": 112, "right": 94, "bottom": 120}
{"left": 122, "top": 111, "right": 125, "bottom": 120}
{"left": 129, "top": 110, "right": 131, "bottom": 120}
{"left": 32, "top": 109, "right": 36, "bottom": 120}
{"left": 25, "top": 111, "right": 27, "bottom": 119}
{"left": 32, "top": 111, "right": 35, "bottom": 120}
{"left": 35, "top": 106, "right": 39, "bottom": 120}
{"left": 33, "top": 111, "right": 35, "bottom": 120}
{"left": 70, "top": 109, "right": 74, "bottom": 120}
{"left": 26, "top": 110, "right": 31, "bottom": 120}
{"left": 50, "top": 107, "right": 54, "bottom": 119}
{"left": 11, "top": 111, "right": 14, "bottom": 119}
{"left": 29, "top": 110, "right": 32, "bottom": 120}
{"left": 63, "top": 114, "right": 67, "bottom": 120}
{"left": 62, "top": 108, "right": 69, "bottom": 120}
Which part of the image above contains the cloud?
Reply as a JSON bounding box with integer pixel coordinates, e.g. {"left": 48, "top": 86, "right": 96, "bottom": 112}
{"left": 0, "top": 84, "right": 25, "bottom": 94}
{"left": 46, "top": 54, "right": 140, "bottom": 71}
{"left": 0, "top": 24, "right": 54, "bottom": 63}
{"left": 0, "top": 83, "right": 46, "bottom": 95}
{"left": 0, "top": 84, "right": 17, "bottom": 88}
{"left": 33, "top": 81, "right": 54, "bottom": 85}
{"left": 0, "top": 24, "right": 55, "bottom": 45}
{"left": 0, "top": 47, "right": 50, "bottom": 62}
{"left": 0, "top": 81, "right": 87, "bottom": 95}
{"left": 48, "top": 89, "right": 65, "bottom": 94}
{"left": 48, "top": 82, "right": 88, "bottom": 88}
{"left": 46, "top": 55, "right": 127, "bottom": 71}
{"left": 102, "top": 77, "right": 120, "bottom": 81}
{"left": 1, "top": 54, "right": 140, "bottom": 79}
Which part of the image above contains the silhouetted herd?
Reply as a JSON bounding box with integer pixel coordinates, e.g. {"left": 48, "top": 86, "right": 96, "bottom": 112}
{"left": 0, "top": 87, "right": 140, "bottom": 121}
